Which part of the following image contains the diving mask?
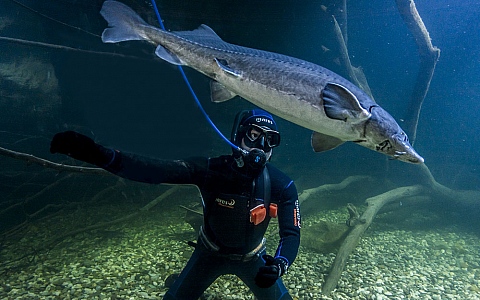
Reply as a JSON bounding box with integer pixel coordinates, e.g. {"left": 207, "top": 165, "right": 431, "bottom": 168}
{"left": 243, "top": 124, "right": 281, "bottom": 151}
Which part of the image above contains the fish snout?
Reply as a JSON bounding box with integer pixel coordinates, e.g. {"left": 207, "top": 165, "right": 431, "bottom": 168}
{"left": 390, "top": 132, "right": 424, "bottom": 164}
{"left": 393, "top": 145, "right": 424, "bottom": 164}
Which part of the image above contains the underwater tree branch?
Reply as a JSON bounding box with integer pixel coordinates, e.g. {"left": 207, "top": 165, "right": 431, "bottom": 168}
{"left": 394, "top": 0, "right": 441, "bottom": 144}
{"left": 332, "top": 16, "right": 374, "bottom": 99}
{"left": 0, "top": 145, "right": 110, "bottom": 175}
{"left": 0, "top": 36, "right": 145, "bottom": 60}
{"left": 339, "top": 0, "right": 348, "bottom": 46}
{"left": 331, "top": 16, "right": 356, "bottom": 88}
{"left": 3, "top": 180, "right": 128, "bottom": 239}
{"left": 1, "top": 186, "right": 182, "bottom": 269}
{"left": 298, "top": 175, "right": 372, "bottom": 205}
{"left": 322, "top": 185, "right": 426, "bottom": 295}
{"left": 9, "top": 0, "right": 100, "bottom": 38}
{"left": 319, "top": 162, "right": 480, "bottom": 294}
{"left": 89, "top": 178, "right": 127, "bottom": 203}
{"left": 0, "top": 174, "right": 74, "bottom": 226}
{"left": 26, "top": 203, "right": 64, "bottom": 219}
{"left": 0, "top": 147, "right": 114, "bottom": 235}
{"left": 317, "top": 3, "right": 442, "bottom": 292}
{"left": 417, "top": 163, "right": 480, "bottom": 207}
{"left": 44, "top": 186, "right": 181, "bottom": 248}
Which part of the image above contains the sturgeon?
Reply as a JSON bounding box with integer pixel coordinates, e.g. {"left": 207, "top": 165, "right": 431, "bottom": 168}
{"left": 100, "top": 1, "right": 424, "bottom": 164}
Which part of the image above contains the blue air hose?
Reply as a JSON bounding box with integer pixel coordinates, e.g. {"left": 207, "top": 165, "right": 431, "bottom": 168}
{"left": 150, "top": 0, "right": 240, "bottom": 151}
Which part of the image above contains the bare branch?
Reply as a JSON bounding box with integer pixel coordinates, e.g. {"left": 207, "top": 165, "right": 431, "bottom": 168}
{"left": 299, "top": 175, "right": 372, "bottom": 205}
{"left": 395, "top": 0, "right": 441, "bottom": 143}
{"left": 322, "top": 185, "right": 426, "bottom": 295}
{"left": 0, "top": 36, "right": 143, "bottom": 60}
{"left": 1, "top": 186, "right": 182, "bottom": 269}
{"left": 0, "top": 146, "right": 109, "bottom": 175}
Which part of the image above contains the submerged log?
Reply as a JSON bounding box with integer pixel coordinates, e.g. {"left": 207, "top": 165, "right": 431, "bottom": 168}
{"left": 418, "top": 163, "right": 480, "bottom": 208}
{"left": 394, "top": 0, "right": 441, "bottom": 143}
{"left": 320, "top": 162, "right": 480, "bottom": 295}
{"left": 0, "top": 36, "right": 143, "bottom": 60}
{"left": 48, "top": 185, "right": 181, "bottom": 247}
{"left": 0, "top": 146, "right": 109, "bottom": 175}
{"left": 330, "top": 0, "right": 439, "bottom": 144}
{"left": 321, "top": 185, "right": 425, "bottom": 295}
{"left": 317, "top": 1, "right": 441, "bottom": 292}
{"left": 1, "top": 186, "right": 182, "bottom": 268}
{"left": 299, "top": 175, "right": 372, "bottom": 205}
{"left": 332, "top": 16, "right": 374, "bottom": 99}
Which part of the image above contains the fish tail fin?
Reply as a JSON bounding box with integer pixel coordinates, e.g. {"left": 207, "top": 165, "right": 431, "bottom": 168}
{"left": 100, "top": 0, "right": 152, "bottom": 43}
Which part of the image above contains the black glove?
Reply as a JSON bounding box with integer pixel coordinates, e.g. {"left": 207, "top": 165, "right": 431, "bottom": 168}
{"left": 254, "top": 255, "right": 288, "bottom": 288}
{"left": 50, "top": 131, "right": 114, "bottom": 167}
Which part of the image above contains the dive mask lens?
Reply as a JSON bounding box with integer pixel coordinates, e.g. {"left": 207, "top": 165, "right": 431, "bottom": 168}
{"left": 245, "top": 124, "right": 280, "bottom": 148}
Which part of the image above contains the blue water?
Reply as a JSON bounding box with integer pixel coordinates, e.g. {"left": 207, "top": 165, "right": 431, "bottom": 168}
{"left": 1, "top": 0, "right": 479, "bottom": 238}
{"left": 0, "top": 0, "right": 480, "bottom": 219}
{"left": 2, "top": 1, "right": 480, "bottom": 299}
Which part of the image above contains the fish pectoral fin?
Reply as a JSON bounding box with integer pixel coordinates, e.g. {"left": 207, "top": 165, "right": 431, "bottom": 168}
{"left": 311, "top": 131, "right": 345, "bottom": 152}
{"left": 155, "top": 45, "right": 184, "bottom": 65}
{"left": 210, "top": 81, "right": 237, "bottom": 102}
{"left": 215, "top": 58, "right": 242, "bottom": 77}
{"left": 322, "top": 83, "right": 371, "bottom": 123}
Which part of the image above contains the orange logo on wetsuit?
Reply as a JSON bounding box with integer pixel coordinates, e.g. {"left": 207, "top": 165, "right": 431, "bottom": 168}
{"left": 215, "top": 198, "right": 235, "bottom": 209}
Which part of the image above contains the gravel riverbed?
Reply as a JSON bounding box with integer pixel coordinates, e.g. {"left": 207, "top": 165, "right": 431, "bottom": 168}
{"left": 1, "top": 204, "right": 479, "bottom": 299}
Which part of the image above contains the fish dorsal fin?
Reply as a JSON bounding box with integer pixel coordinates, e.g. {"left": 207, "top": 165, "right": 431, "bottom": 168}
{"left": 210, "top": 81, "right": 237, "bottom": 102}
{"left": 322, "top": 83, "right": 371, "bottom": 123}
{"left": 192, "top": 24, "right": 222, "bottom": 39}
{"left": 311, "top": 131, "right": 345, "bottom": 152}
{"left": 173, "top": 24, "right": 223, "bottom": 43}
{"left": 155, "top": 24, "right": 222, "bottom": 66}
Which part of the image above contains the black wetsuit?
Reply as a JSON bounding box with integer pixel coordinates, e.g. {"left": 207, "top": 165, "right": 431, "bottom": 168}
{"left": 105, "top": 151, "right": 301, "bottom": 300}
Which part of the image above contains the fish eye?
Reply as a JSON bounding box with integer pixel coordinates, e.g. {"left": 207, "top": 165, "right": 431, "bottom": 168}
{"left": 395, "top": 132, "right": 409, "bottom": 143}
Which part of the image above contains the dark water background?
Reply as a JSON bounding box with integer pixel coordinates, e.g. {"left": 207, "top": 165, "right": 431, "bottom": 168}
{"left": 1, "top": 0, "right": 479, "bottom": 230}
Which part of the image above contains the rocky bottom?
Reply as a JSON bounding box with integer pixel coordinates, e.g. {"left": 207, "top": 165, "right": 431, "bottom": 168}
{"left": 1, "top": 202, "right": 479, "bottom": 300}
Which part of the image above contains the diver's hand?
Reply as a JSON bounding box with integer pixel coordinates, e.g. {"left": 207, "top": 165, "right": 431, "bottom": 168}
{"left": 50, "top": 131, "right": 114, "bottom": 167}
{"left": 254, "top": 255, "right": 287, "bottom": 288}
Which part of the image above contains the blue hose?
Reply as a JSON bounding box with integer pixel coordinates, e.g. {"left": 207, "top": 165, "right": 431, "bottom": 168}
{"left": 150, "top": 0, "right": 239, "bottom": 151}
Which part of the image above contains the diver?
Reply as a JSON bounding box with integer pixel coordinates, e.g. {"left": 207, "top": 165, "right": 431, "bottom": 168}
{"left": 50, "top": 109, "right": 301, "bottom": 300}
